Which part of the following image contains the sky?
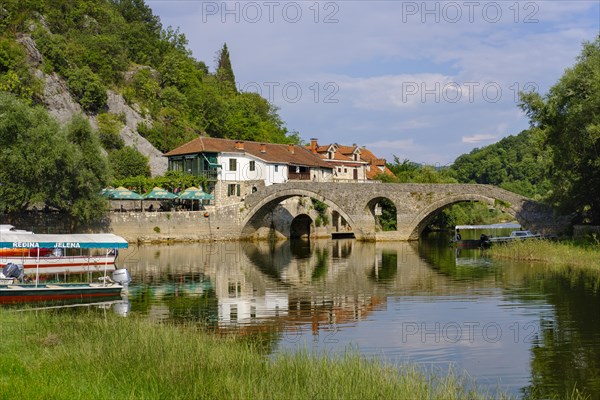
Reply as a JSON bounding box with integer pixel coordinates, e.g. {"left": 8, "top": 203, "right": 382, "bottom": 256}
{"left": 147, "top": 1, "right": 600, "bottom": 165}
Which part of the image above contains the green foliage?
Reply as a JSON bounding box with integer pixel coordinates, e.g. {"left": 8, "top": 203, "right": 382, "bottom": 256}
{"left": 108, "top": 146, "right": 151, "bottom": 180}
{"left": 97, "top": 112, "right": 124, "bottom": 150}
{"left": 3, "top": 0, "right": 297, "bottom": 151}
{"left": 429, "top": 202, "right": 512, "bottom": 229}
{"left": 216, "top": 42, "right": 236, "bottom": 92}
{"left": 311, "top": 198, "right": 329, "bottom": 226}
{"left": 63, "top": 114, "right": 110, "bottom": 223}
{"left": 0, "top": 38, "right": 39, "bottom": 100}
{"left": 67, "top": 66, "right": 107, "bottom": 111}
{"left": 377, "top": 198, "right": 397, "bottom": 231}
{"left": 111, "top": 170, "right": 207, "bottom": 194}
{"left": 450, "top": 130, "right": 551, "bottom": 199}
{"left": 382, "top": 157, "right": 457, "bottom": 183}
{"left": 0, "top": 93, "right": 108, "bottom": 224}
{"left": 520, "top": 36, "right": 600, "bottom": 223}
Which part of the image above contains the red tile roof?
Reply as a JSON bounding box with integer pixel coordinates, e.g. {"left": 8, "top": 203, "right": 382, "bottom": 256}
{"left": 164, "top": 137, "right": 332, "bottom": 169}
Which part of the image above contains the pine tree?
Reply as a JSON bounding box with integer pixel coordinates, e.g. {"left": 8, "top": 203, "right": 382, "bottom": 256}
{"left": 216, "top": 43, "right": 236, "bottom": 91}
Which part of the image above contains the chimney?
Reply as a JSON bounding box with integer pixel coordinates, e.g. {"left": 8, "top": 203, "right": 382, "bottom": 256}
{"left": 287, "top": 144, "right": 295, "bottom": 154}
{"left": 260, "top": 143, "right": 266, "bottom": 153}
{"left": 310, "top": 138, "right": 318, "bottom": 154}
{"left": 235, "top": 141, "right": 244, "bottom": 150}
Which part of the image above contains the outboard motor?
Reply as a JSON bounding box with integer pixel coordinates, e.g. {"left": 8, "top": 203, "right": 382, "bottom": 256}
{"left": 111, "top": 268, "right": 131, "bottom": 288}
{"left": 0, "top": 263, "right": 25, "bottom": 281}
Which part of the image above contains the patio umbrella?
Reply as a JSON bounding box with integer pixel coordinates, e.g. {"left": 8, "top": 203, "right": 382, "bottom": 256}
{"left": 143, "top": 187, "right": 178, "bottom": 200}
{"left": 177, "top": 187, "right": 214, "bottom": 201}
{"left": 178, "top": 187, "right": 214, "bottom": 211}
{"left": 109, "top": 187, "right": 143, "bottom": 200}
{"left": 100, "top": 188, "right": 115, "bottom": 198}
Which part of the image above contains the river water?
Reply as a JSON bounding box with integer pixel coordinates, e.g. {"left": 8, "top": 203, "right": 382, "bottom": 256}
{"left": 108, "top": 236, "right": 600, "bottom": 398}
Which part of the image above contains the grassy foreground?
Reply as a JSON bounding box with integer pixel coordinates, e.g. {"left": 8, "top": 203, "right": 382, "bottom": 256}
{"left": 0, "top": 310, "right": 503, "bottom": 400}
{"left": 488, "top": 239, "right": 600, "bottom": 271}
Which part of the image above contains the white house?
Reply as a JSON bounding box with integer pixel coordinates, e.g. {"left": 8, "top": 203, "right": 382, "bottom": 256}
{"left": 164, "top": 137, "right": 333, "bottom": 206}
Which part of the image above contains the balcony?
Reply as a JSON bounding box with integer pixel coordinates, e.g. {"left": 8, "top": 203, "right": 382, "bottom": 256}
{"left": 288, "top": 172, "right": 311, "bottom": 181}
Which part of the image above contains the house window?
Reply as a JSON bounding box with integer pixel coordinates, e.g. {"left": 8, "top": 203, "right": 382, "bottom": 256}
{"left": 344, "top": 168, "right": 347, "bottom": 173}
{"left": 274, "top": 165, "right": 279, "bottom": 172}
{"left": 237, "top": 184, "right": 240, "bottom": 196}
{"left": 228, "top": 184, "right": 236, "bottom": 196}
{"left": 337, "top": 167, "right": 341, "bottom": 172}
{"left": 229, "top": 158, "right": 237, "bottom": 171}
{"left": 249, "top": 160, "right": 255, "bottom": 171}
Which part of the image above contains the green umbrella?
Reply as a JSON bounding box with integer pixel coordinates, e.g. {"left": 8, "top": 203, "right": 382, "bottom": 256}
{"left": 100, "top": 188, "right": 115, "bottom": 198}
{"left": 109, "top": 186, "right": 143, "bottom": 200}
{"left": 143, "top": 187, "right": 178, "bottom": 200}
{"left": 177, "top": 187, "right": 214, "bottom": 200}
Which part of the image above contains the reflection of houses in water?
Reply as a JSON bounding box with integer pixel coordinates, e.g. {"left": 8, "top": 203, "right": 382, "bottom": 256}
{"left": 286, "top": 293, "right": 385, "bottom": 335}
{"left": 219, "top": 293, "right": 288, "bottom": 325}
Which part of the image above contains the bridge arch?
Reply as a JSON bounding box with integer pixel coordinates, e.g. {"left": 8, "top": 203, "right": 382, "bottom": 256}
{"left": 405, "top": 193, "right": 520, "bottom": 240}
{"left": 290, "top": 214, "right": 313, "bottom": 239}
{"left": 240, "top": 189, "right": 361, "bottom": 239}
{"left": 365, "top": 196, "right": 398, "bottom": 231}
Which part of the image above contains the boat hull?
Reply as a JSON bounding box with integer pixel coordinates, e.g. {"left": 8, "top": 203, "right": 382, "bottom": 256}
{"left": 0, "top": 283, "right": 124, "bottom": 304}
{"left": 0, "top": 255, "right": 117, "bottom": 274}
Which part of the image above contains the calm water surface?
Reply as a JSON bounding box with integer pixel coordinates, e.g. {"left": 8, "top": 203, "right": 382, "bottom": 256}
{"left": 114, "top": 236, "right": 598, "bottom": 398}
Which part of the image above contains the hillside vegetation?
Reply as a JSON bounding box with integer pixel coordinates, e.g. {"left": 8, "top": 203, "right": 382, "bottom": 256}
{"left": 0, "top": 0, "right": 297, "bottom": 152}
{"left": 0, "top": 0, "right": 299, "bottom": 223}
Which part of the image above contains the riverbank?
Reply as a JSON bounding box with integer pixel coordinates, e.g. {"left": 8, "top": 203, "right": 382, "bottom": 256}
{"left": 0, "top": 310, "right": 504, "bottom": 400}
{"left": 488, "top": 239, "right": 600, "bottom": 271}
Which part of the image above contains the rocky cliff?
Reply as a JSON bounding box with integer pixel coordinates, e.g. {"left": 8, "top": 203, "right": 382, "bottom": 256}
{"left": 16, "top": 33, "right": 167, "bottom": 176}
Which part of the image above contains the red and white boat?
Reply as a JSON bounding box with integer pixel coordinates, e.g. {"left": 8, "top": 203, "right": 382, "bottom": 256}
{"left": 0, "top": 227, "right": 128, "bottom": 275}
{"left": 0, "top": 229, "right": 131, "bottom": 304}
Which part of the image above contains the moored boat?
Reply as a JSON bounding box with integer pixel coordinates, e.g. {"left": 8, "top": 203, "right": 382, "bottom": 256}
{"left": 0, "top": 231, "right": 131, "bottom": 304}
{"left": 0, "top": 231, "right": 128, "bottom": 274}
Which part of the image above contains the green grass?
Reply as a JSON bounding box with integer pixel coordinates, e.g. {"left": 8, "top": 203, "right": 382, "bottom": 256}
{"left": 488, "top": 239, "right": 600, "bottom": 271}
{"left": 0, "top": 310, "right": 505, "bottom": 400}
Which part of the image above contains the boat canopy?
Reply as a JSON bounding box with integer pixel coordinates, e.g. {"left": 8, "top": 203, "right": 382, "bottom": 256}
{"left": 455, "top": 223, "right": 521, "bottom": 230}
{"left": 0, "top": 233, "right": 129, "bottom": 249}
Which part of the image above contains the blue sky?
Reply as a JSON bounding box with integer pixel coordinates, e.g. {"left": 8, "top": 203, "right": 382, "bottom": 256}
{"left": 147, "top": 1, "right": 599, "bottom": 165}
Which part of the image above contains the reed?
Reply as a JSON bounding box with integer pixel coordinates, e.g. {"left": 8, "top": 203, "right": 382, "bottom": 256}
{"left": 488, "top": 239, "right": 600, "bottom": 271}
{"left": 0, "top": 310, "right": 506, "bottom": 400}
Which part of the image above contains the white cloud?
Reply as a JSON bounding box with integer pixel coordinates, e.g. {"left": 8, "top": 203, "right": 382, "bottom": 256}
{"left": 461, "top": 134, "right": 497, "bottom": 144}
{"left": 148, "top": 0, "right": 598, "bottom": 164}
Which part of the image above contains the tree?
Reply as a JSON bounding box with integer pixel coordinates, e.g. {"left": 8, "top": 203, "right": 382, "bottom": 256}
{"left": 520, "top": 36, "right": 600, "bottom": 223}
{"left": 0, "top": 92, "right": 68, "bottom": 212}
{"left": 216, "top": 43, "right": 236, "bottom": 91}
{"left": 109, "top": 146, "right": 151, "bottom": 179}
{"left": 450, "top": 130, "right": 551, "bottom": 199}
{"left": 67, "top": 66, "right": 107, "bottom": 112}
{"left": 62, "top": 114, "right": 110, "bottom": 223}
{"left": 0, "top": 93, "right": 108, "bottom": 224}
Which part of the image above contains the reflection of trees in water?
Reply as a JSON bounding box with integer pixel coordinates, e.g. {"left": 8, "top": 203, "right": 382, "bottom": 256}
{"left": 418, "top": 233, "right": 497, "bottom": 280}
{"left": 370, "top": 251, "right": 397, "bottom": 283}
{"left": 311, "top": 248, "right": 329, "bottom": 281}
{"left": 163, "top": 288, "right": 219, "bottom": 327}
{"left": 519, "top": 270, "right": 600, "bottom": 399}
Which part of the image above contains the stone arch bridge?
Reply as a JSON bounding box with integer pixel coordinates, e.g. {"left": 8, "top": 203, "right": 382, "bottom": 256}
{"left": 240, "top": 182, "right": 565, "bottom": 241}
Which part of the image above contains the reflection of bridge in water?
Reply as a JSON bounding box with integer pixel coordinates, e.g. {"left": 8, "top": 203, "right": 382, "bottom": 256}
{"left": 120, "top": 240, "right": 512, "bottom": 332}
